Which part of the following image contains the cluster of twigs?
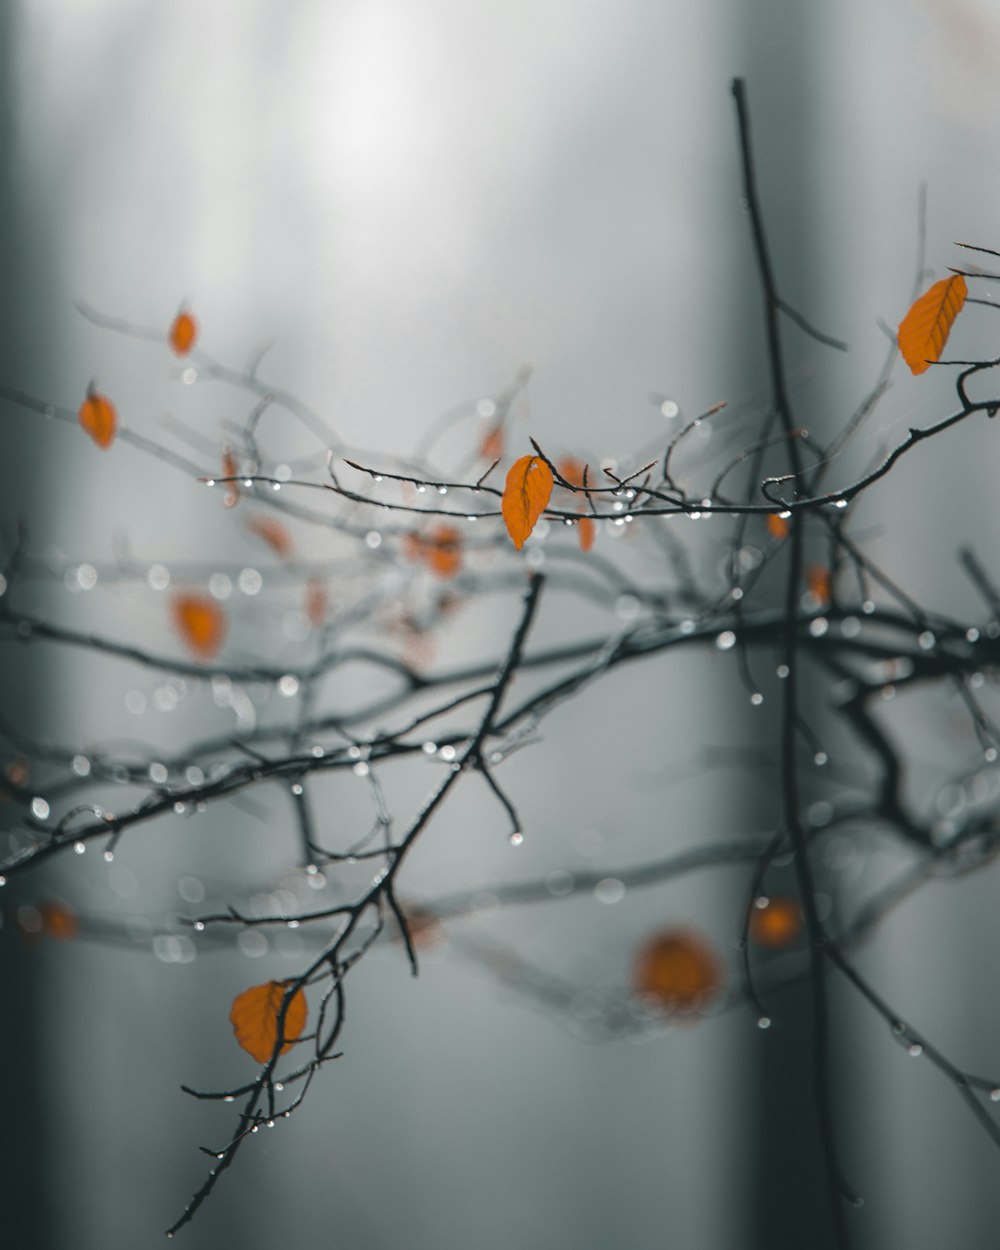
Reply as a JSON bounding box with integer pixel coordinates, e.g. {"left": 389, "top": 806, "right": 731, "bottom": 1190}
{"left": 3, "top": 80, "right": 1000, "bottom": 1244}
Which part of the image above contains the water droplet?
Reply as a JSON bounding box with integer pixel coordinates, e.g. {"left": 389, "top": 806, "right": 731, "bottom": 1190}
{"left": 422, "top": 741, "right": 438, "bottom": 755}
{"left": 908, "top": 1042, "right": 923, "bottom": 1057}
{"left": 238, "top": 568, "right": 262, "bottom": 595}
{"left": 814, "top": 752, "right": 828, "bottom": 767}
{"left": 967, "top": 627, "right": 981, "bottom": 643}
{"left": 891, "top": 1021, "right": 906, "bottom": 1036}
{"left": 509, "top": 831, "right": 524, "bottom": 847}
{"left": 862, "top": 599, "right": 875, "bottom": 615}
{"left": 73, "top": 841, "right": 85, "bottom": 855}
{"left": 750, "top": 692, "right": 763, "bottom": 706}
{"left": 436, "top": 485, "right": 448, "bottom": 496}
{"left": 594, "top": 877, "right": 625, "bottom": 904}
{"left": 0, "top": 875, "right": 6, "bottom": 887}
{"left": 193, "top": 921, "right": 205, "bottom": 932}
{"left": 918, "top": 631, "right": 936, "bottom": 651}
{"left": 834, "top": 498, "right": 848, "bottom": 509}
{"left": 205, "top": 478, "right": 216, "bottom": 488}
{"left": 660, "top": 399, "right": 680, "bottom": 418}
{"left": 754, "top": 895, "right": 770, "bottom": 910}
{"left": 103, "top": 850, "right": 114, "bottom": 863}
{"left": 809, "top": 617, "right": 829, "bottom": 638}
{"left": 716, "top": 630, "right": 737, "bottom": 651}
{"left": 776, "top": 664, "right": 789, "bottom": 679}
{"left": 990, "top": 1088, "right": 1000, "bottom": 1102}
{"left": 757, "top": 1016, "right": 771, "bottom": 1030}
{"left": 416, "top": 484, "right": 426, "bottom": 493}
{"left": 311, "top": 745, "right": 325, "bottom": 759}
{"left": 223, "top": 1094, "right": 235, "bottom": 1103}
{"left": 72, "top": 754, "right": 91, "bottom": 777}
{"left": 30, "top": 797, "right": 50, "bottom": 820}
{"left": 353, "top": 761, "right": 370, "bottom": 778}
{"left": 287, "top": 919, "right": 300, "bottom": 929}
{"left": 278, "top": 674, "right": 299, "bottom": 697}
{"left": 209, "top": 572, "right": 232, "bottom": 600}
{"left": 731, "top": 587, "right": 744, "bottom": 602}
{"left": 291, "top": 783, "right": 303, "bottom": 796}
{"left": 987, "top": 748, "right": 998, "bottom": 763}
{"left": 149, "top": 762, "right": 168, "bottom": 785}
{"left": 365, "top": 530, "right": 382, "bottom": 549}
{"left": 439, "top": 745, "right": 457, "bottom": 763}
{"left": 274, "top": 1081, "right": 284, "bottom": 1092}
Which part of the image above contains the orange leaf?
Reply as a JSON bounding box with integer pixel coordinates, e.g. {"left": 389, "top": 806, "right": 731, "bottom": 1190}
{"left": 247, "top": 514, "right": 294, "bottom": 558}
{"left": 631, "top": 927, "right": 723, "bottom": 1016}
{"left": 577, "top": 514, "right": 595, "bottom": 553}
{"left": 169, "top": 309, "right": 198, "bottom": 356}
{"left": 897, "top": 274, "right": 967, "bottom": 375}
{"left": 229, "top": 979, "right": 307, "bottom": 1064}
{"left": 749, "top": 896, "right": 803, "bottom": 949}
{"left": 78, "top": 388, "right": 117, "bottom": 449}
{"left": 501, "top": 454, "right": 554, "bottom": 550}
{"left": 557, "top": 456, "right": 587, "bottom": 489}
{"left": 479, "top": 423, "right": 504, "bottom": 463}
{"left": 805, "top": 564, "right": 832, "bottom": 604}
{"left": 171, "top": 593, "right": 226, "bottom": 659}
{"left": 40, "top": 900, "right": 79, "bottom": 942}
{"left": 766, "top": 513, "right": 789, "bottom": 541}
{"left": 425, "top": 525, "right": 462, "bottom": 579}
{"left": 305, "top": 577, "right": 327, "bottom": 628}
{"left": 221, "top": 445, "right": 239, "bottom": 509}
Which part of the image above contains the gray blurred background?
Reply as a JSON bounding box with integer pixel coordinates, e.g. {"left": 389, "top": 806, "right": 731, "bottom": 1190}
{"left": 3, "top": 2, "right": 1000, "bottom": 1248}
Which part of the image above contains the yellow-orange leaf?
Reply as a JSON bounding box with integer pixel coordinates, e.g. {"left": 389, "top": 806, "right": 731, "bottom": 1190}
{"left": 766, "top": 513, "right": 789, "bottom": 541}
{"left": 749, "top": 896, "right": 803, "bottom": 949}
{"left": 631, "top": 927, "right": 723, "bottom": 1016}
{"left": 78, "top": 389, "right": 117, "bottom": 449}
{"left": 171, "top": 593, "right": 226, "bottom": 659}
{"left": 229, "top": 979, "right": 307, "bottom": 1064}
{"left": 479, "top": 423, "right": 504, "bottom": 463}
{"left": 169, "top": 309, "right": 198, "bottom": 356}
{"left": 577, "top": 514, "right": 595, "bottom": 553}
{"left": 501, "top": 454, "right": 553, "bottom": 550}
{"left": 247, "top": 515, "right": 293, "bottom": 558}
{"left": 897, "top": 274, "right": 967, "bottom": 375}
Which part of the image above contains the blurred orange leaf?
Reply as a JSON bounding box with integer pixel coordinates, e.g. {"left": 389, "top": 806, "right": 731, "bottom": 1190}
{"left": 501, "top": 455, "right": 553, "bottom": 550}
{"left": 425, "top": 525, "right": 462, "bottom": 579}
{"left": 171, "top": 593, "right": 226, "bottom": 659}
{"left": 479, "top": 423, "right": 504, "bottom": 463}
{"left": 557, "top": 456, "right": 587, "bottom": 489}
{"left": 169, "top": 309, "right": 198, "bottom": 356}
{"left": 229, "top": 979, "right": 307, "bottom": 1064}
{"left": 221, "top": 446, "right": 239, "bottom": 509}
{"left": 246, "top": 514, "right": 294, "bottom": 558}
{"left": 806, "top": 564, "right": 832, "bottom": 604}
{"left": 78, "top": 388, "right": 117, "bottom": 449}
{"left": 40, "top": 900, "right": 79, "bottom": 942}
{"left": 305, "top": 577, "right": 327, "bottom": 628}
{"left": 631, "top": 927, "right": 723, "bottom": 1015}
{"left": 897, "top": 274, "right": 967, "bottom": 375}
{"left": 577, "top": 514, "right": 595, "bottom": 553}
{"left": 749, "top": 896, "right": 803, "bottom": 948}
{"left": 766, "top": 513, "right": 789, "bottom": 540}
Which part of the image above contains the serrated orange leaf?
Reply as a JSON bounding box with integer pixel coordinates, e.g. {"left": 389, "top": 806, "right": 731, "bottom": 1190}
{"left": 171, "top": 593, "right": 226, "bottom": 659}
{"left": 479, "top": 423, "right": 504, "bottom": 463}
{"left": 169, "top": 309, "right": 198, "bottom": 356}
{"left": 897, "top": 274, "right": 967, "bottom": 375}
{"left": 229, "top": 979, "right": 307, "bottom": 1064}
{"left": 246, "top": 514, "right": 293, "bottom": 558}
{"left": 501, "top": 454, "right": 553, "bottom": 550}
{"left": 749, "top": 896, "right": 803, "bottom": 949}
{"left": 631, "top": 927, "right": 723, "bottom": 1016}
{"left": 766, "top": 513, "right": 789, "bottom": 540}
{"left": 577, "top": 514, "right": 595, "bottom": 552}
{"left": 78, "top": 388, "right": 117, "bottom": 449}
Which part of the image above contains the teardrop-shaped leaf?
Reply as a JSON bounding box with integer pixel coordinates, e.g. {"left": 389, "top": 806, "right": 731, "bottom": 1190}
{"left": 221, "top": 445, "right": 239, "bottom": 509}
{"left": 169, "top": 309, "right": 198, "bottom": 356}
{"left": 479, "top": 423, "right": 504, "bottom": 463}
{"left": 766, "top": 513, "right": 789, "bottom": 540}
{"left": 229, "top": 979, "right": 307, "bottom": 1064}
{"left": 246, "top": 515, "right": 293, "bottom": 558}
{"left": 425, "top": 525, "right": 463, "bottom": 579}
{"left": 501, "top": 455, "right": 553, "bottom": 550}
{"left": 897, "top": 274, "right": 967, "bottom": 375}
{"left": 171, "top": 593, "right": 226, "bottom": 659}
{"left": 78, "top": 389, "right": 117, "bottom": 449}
{"left": 305, "top": 577, "right": 327, "bottom": 628}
